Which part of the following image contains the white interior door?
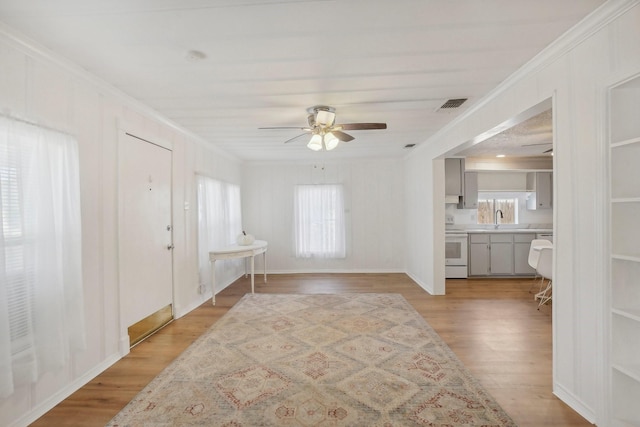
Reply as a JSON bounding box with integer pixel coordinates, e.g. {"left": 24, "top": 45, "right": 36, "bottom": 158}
{"left": 119, "top": 133, "right": 173, "bottom": 328}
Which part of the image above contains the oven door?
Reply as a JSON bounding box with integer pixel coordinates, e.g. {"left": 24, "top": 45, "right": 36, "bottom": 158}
{"left": 445, "top": 236, "right": 468, "bottom": 266}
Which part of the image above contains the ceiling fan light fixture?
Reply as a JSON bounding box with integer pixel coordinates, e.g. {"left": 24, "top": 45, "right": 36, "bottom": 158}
{"left": 324, "top": 132, "right": 339, "bottom": 151}
{"left": 315, "top": 110, "right": 335, "bottom": 126}
{"left": 307, "top": 134, "right": 323, "bottom": 151}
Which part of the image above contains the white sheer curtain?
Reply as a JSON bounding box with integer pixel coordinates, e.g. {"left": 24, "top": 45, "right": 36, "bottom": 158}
{"left": 294, "top": 184, "right": 346, "bottom": 258}
{"left": 0, "top": 117, "right": 84, "bottom": 398}
{"left": 196, "top": 175, "right": 242, "bottom": 288}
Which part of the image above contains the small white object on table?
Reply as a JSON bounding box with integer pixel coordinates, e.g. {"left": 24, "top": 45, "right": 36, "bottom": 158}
{"left": 209, "top": 240, "right": 268, "bottom": 305}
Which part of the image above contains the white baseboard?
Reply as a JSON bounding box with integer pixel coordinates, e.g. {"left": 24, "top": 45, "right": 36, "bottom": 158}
{"left": 175, "top": 274, "right": 243, "bottom": 318}
{"left": 265, "top": 268, "right": 405, "bottom": 274}
{"left": 10, "top": 352, "right": 122, "bottom": 427}
{"left": 405, "top": 271, "right": 434, "bottom": 294}
{"left": 175, "top": 296, "right": 209, "bottom": 319}
{"left": 119, "top": 335, "right": 130, "bottom": 357}
{"left": 554, "top": 382, "right": 596, "bottom": 424}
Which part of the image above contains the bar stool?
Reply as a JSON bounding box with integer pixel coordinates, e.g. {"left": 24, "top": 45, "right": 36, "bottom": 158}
{"left": 535, "top": 247, "right": 553, "bottom": 309}
{"left": 527, "top": 239, "right": 552, "bottom": 293}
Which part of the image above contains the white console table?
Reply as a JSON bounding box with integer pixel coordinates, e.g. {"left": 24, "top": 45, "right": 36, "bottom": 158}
{"left": 209, "top": 240, "right": 267, "bottom": 305}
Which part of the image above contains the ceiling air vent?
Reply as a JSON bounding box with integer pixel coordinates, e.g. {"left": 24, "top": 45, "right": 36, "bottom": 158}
{"left": 438, "top": 98, "right": 468, "bottom": 110}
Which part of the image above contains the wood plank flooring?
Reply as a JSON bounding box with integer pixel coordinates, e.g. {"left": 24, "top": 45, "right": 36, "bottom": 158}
{"left": 31, "top": 273, "right": 590, "bottom": 427}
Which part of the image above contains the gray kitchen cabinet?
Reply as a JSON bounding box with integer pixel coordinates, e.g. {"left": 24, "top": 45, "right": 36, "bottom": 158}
{"left": 445, "top": 158, "right": 463, "bottom": 196}
{"left": 489, "top": 234, "right": 513, "bottom": 275}
{"left": 526, "top": 172, "right": 552, "bottom": 209}
{"left": 468, "top": 232, "right": 538, "bottom": 276}
{"left": 514, "top": 234, "right": 536, "bottom": 275}
{"left": 462, "top": 172, "right": 478, "bottom": 209}
{"left": 469, "top": 234, "right": 490, "bottom": 276}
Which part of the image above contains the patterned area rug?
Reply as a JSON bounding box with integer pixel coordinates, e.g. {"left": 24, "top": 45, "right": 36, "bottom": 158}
{"left": 107, "top": 293, "right": 516, "bottom": 426}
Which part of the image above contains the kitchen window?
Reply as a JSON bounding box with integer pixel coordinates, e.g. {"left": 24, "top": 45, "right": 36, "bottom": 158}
{"left": 477, "top": 193, "right": 518, "bottom": 225}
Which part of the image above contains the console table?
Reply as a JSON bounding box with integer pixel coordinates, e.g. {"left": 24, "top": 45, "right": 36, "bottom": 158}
{"left": 209, "top": 240, "right": 267, "bottom": 305}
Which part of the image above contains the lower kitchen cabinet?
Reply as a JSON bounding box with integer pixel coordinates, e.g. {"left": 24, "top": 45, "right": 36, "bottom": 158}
{"left": 489, "top": 234, "right": 513, "bottom": 274}
{"left": 469, "top": 234, "right": 490, "bottom": 276}
{"left": 514, "top": 234, "right": 536, "bottom": 275}
{"left": 468, "top": 232, "right": 537, "bottom": 276}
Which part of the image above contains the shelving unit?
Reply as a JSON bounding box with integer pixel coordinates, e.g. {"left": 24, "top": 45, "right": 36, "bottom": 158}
{"left": 609, "top": 74, "right": 640, "bottom": 427}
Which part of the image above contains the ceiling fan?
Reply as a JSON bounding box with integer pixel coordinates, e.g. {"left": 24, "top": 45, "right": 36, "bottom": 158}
{"left": 259, "top": 105, "right": 387, "bottom": 151}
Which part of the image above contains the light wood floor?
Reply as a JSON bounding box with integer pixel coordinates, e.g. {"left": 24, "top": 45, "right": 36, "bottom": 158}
{"left": 31, "top": 274, "right": 590, "bottom": 427}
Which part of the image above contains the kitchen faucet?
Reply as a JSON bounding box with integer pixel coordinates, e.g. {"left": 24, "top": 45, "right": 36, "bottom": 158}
{"left": 495, "top": 209, "right": 504, "bottom": 228}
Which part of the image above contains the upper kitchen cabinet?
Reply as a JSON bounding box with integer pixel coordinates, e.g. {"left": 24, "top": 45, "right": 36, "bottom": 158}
{"left": 444, "top": 158, "right": 478, "bottom": 209}
{"left": 462, "top": 172, "right": 478, "bottom": 209}
{"left": 526, "top": 171, "right": 552, "bottom": 209}
{"left": 609, "top": 73, "right": 640, "bottom": 427}
{"left": 445, "top": 158, "right": 464, "bottom": 197}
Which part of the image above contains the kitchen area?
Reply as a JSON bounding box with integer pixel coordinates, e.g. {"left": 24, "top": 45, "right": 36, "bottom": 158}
{"left": 444, "top": 156, "right": 553, "bottom": 279}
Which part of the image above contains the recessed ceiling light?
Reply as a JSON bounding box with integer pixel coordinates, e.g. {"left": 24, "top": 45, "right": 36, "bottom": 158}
{"left": 496, "top": 154, "right": 505, "bottom": 158}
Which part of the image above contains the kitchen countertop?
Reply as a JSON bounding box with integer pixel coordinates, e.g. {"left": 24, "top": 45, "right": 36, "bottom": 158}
{"left": 446, "top": 228, "right": 552, "bottom": 234}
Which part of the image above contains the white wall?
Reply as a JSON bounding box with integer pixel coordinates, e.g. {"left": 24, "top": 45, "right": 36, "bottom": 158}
{"left": 405, "top": 1, "right": 640, "bottom": 424}
{"left": 405, "top": 157, "right": 445, "bottom": 294}
{"left": 242, "top": 160, "right": 406, "bottom": 273}
{"left": 0, "top": 25, "right": 243, "bottom": 427}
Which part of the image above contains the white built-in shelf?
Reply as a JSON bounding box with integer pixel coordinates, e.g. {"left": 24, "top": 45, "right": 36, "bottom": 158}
{"left": 612, "top": 364, "right": 640, "bottom": 384}
{"left": 611, "top": 136, "right": 640, "bottom": 148}
{"left": 609, "top": 73, "right": 640, "bottom": 427}
{"left": 612, "top": 308, "right": 640, "bottom": 323}
{"left": 611, "top": 198, "right": 640, "bottom": 204}
{"left": 611, "top": 203, "right": 640, "bottom": 259}
{"left": 611, "top": 369, "right": 640, "bottom": 427}
{"left": 611, "top": 254, "right": 640, "bottom": 262}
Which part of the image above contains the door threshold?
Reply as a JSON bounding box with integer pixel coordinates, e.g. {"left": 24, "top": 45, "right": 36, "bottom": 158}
{"left": 128, "top": 304, "right": 173, "bottom": 347}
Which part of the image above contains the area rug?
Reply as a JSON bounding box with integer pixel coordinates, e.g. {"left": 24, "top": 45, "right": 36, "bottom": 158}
{"left": 107, "top": 293, "right": 516, "bottom": 426}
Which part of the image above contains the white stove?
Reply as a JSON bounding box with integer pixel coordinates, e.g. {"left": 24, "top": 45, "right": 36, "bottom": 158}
{"left": 445, "top": 232, "right": 468, "bottom": 278}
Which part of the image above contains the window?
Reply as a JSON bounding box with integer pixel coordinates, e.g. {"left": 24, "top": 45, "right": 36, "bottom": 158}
{"left": 477, "top": 193, "right": 518, "bottom": 225}
{"left": 294, "top": 184, "right": 346, "bottom": 258}
{"left": 0, "top": 117, "right": 84, "bottom": 398}
{"left": 196, "top": 175, "right": 242, "bottom": 287}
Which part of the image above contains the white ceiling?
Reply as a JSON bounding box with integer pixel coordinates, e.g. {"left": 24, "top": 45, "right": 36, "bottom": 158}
{"left": 0, "top": 0, "right": 605, "bottom": 162}
{"left": 455, "top": 107, "right": 553, "bottom": 158}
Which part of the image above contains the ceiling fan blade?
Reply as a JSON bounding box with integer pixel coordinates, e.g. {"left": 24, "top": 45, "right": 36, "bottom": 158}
{"left": 332, "top": 131, "right": 354, "bottom": 142}
{"left": 339, "top": 123, "right": 387, "bottom": 131}
{"left": 259, "top": 126, "right": 312, "bottom": 131}
{"left": 283, "top": 133, "right": 309, "bottom": 144}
